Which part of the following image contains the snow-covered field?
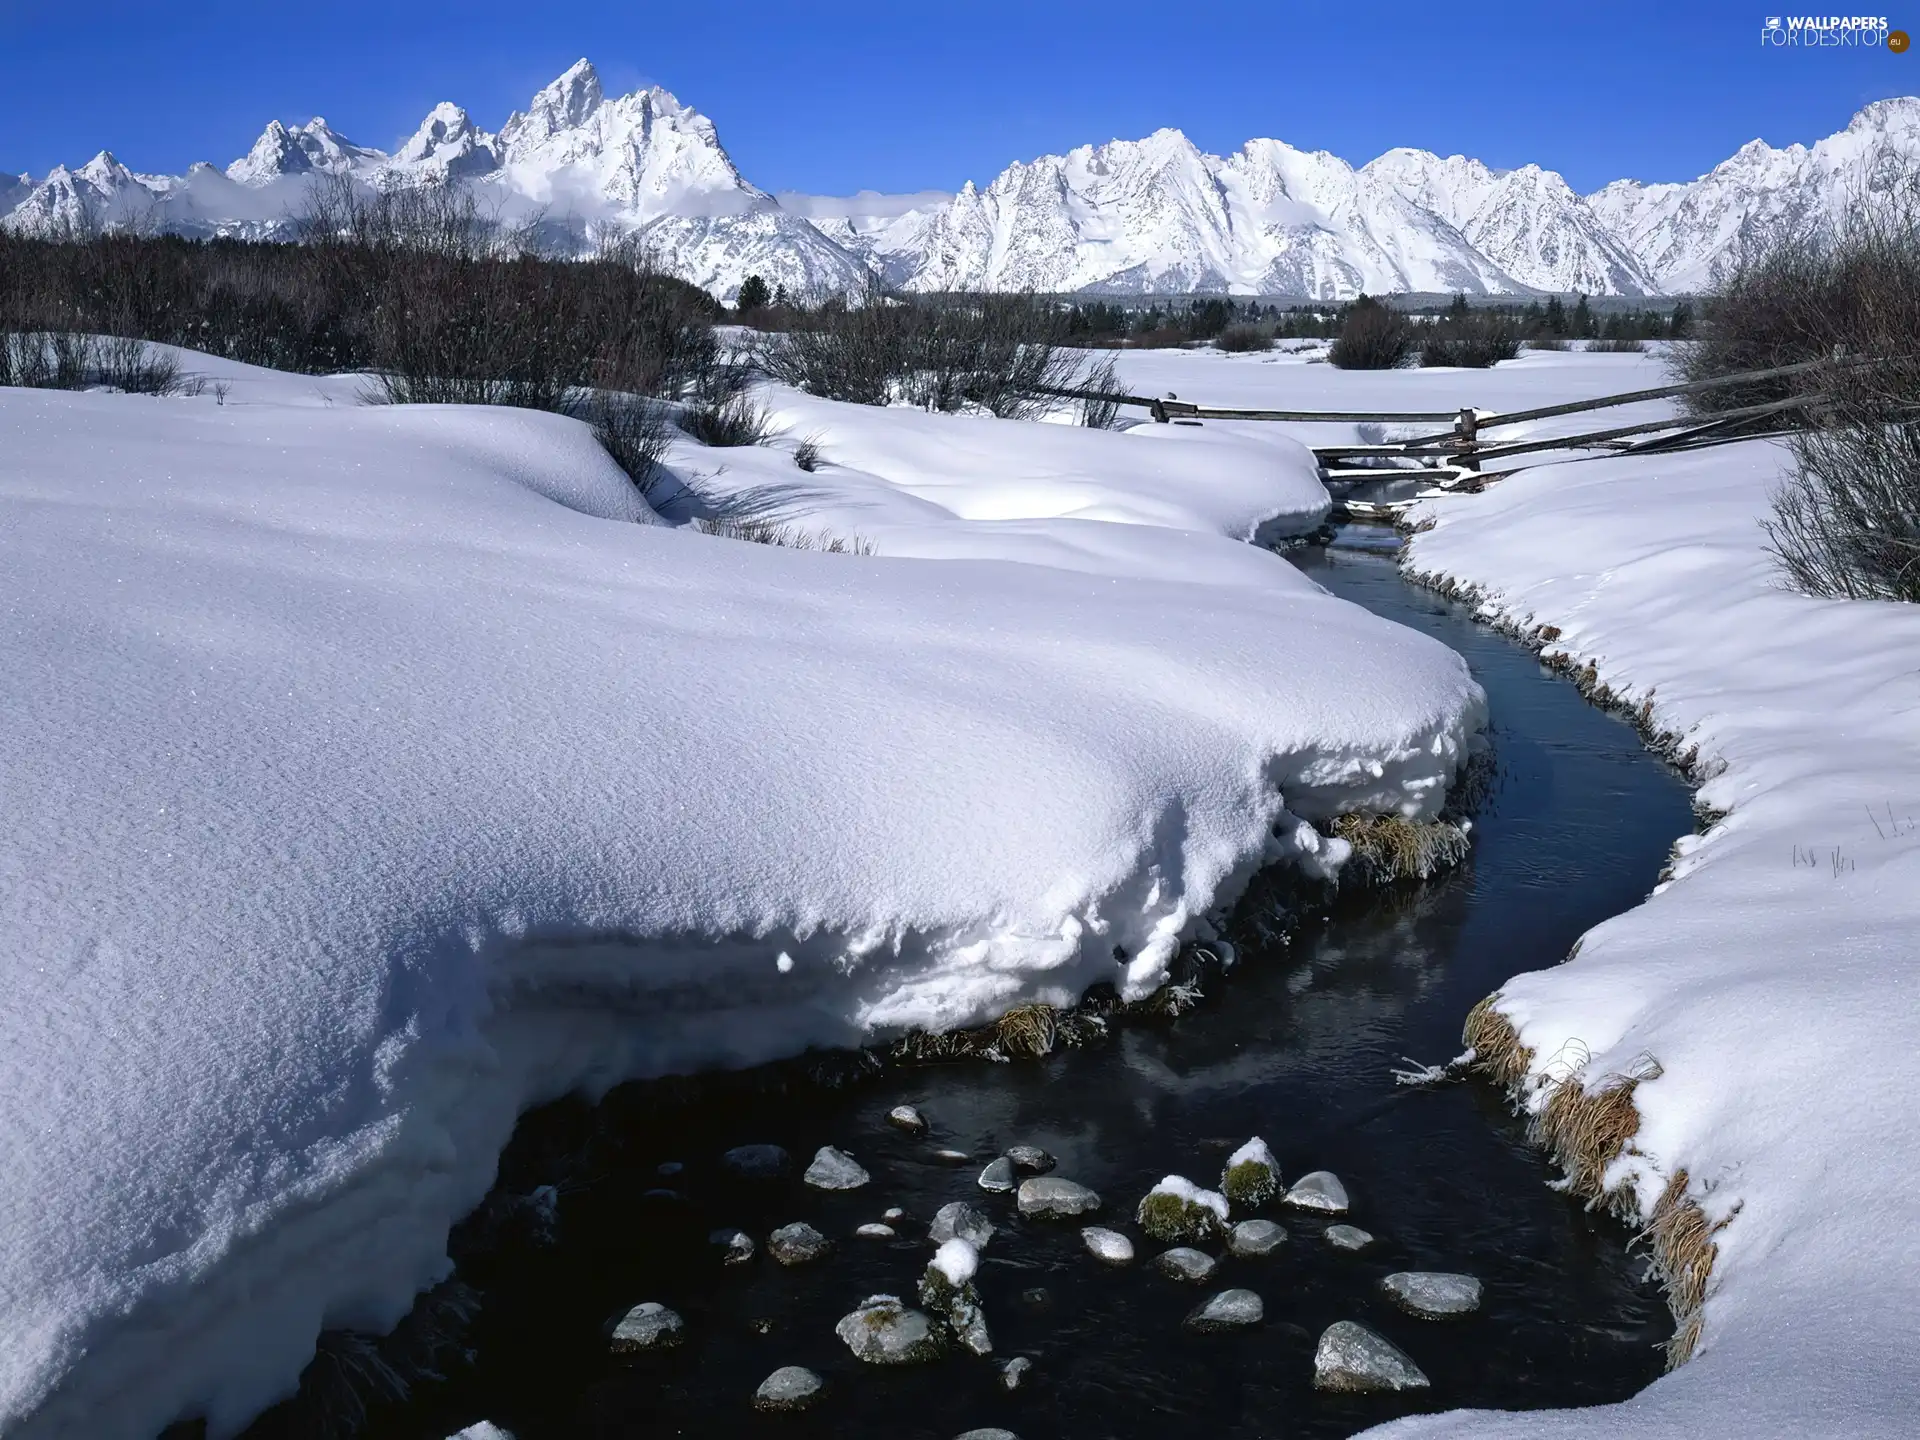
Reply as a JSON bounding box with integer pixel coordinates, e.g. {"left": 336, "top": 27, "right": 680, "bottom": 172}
{"left": 0, "top": 352, "right": 1484, "bottom": 1437}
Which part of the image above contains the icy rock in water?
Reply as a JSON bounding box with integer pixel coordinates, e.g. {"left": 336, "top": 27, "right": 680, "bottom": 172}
{"left": 1019, "top": 1287, "right": 1051, "bottom": 1308}
{"left": 710, "top": 1227, "right": 756, "bottom": 1265}
{"left": 1018, "top": 1177, "right": 1101, "bottom": 1218}
{"left": 931, "top": 1147, "right": 973, "bottom": 1164}
{"left": 1136, "top": 1176, "right": 1229, "bottom": 1243}
{"left": 448, "top": 1425, "right": 514, "bottom": 1440}
{"left": 1384, "top": 1271, "right": 1484, "bottom": 1317}
{"left": 608, "top": 1302, "right": 685, "bottom": 1353}
{"left": 855, "top": 1222, "right": 896, "bottom": 1239}
{"left": 836, "top": 1294, "right": 946, "bottom": 1365}
{"left": 1228, "top": 1219, "right": 1287, "bottom": 1257}
{"left": 921, "top": 1242, "right": 993, "bottom": 1356}
{"left": 930, "top": 1201, "right": 996, "bottom": 1249}
{"left": 1004, "top": 1145, "right": 1055, "bottom": 1174}
{"left": 1314, "top": 1321, "right": 1430, "bottom": 1392}
{"left": 1081, "top": 1227, "right": 1135, "bottom": 1265}
{"left": 1324, "top": 1224, "right": 1374, "bottom": 1252}
{"left": 1284, "top": 1170, "right": 1349, "bottom": 1213}
{"left": 754, "top": 1365, "right": 825, "bottom": 1413}
{"left": 1155, "top": 1247, "right": 1219, "bottom": 1283}
{"left": 888, "top": 1105, "right": 929, "bottom": 1135}
{"left": 722, "top": 1144, "right": 790, "bottom": 1180}
{"left": 955, "top": 1431, "right": 1020, "bottom": 1440}
{"left": 1001, "top": 1356, "right": 1032, "bottom": 1391}
{"left": 805, "top": 1145, "right": 871, "bottom": 1190}
{"left": 1220, "top": 1138, "right": 1281, "bottom": 1208}
{"left": 767, "top": 1221, "right": 832, "bottom": 1266}
{"left": 978, "top": 1157, "right": 1017, "bottom": 1193}
{"left": 1184, "top": 1288, "right": 1264, "bottom": 1333}
{"left": 884, "top": 1206, "right": 907, "bottom": 1223}
{"left": 656, "top": 1161, "right": 684, "bottom": 1178}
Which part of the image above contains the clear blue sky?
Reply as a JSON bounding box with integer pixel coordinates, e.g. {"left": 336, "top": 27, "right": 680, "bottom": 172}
{"left": 0, "top": 0, "right": 1911, "bottom": 193}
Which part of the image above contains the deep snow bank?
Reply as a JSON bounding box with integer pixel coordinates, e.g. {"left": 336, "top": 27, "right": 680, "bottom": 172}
{"left": 0, "top": 367, "right": 1481, "bottom": 1437}
{"left": 1378, "top": 441, "right": 1920, "bottom": 1438}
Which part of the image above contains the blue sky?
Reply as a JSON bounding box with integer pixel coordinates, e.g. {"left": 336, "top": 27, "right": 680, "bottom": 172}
{"left": 0, "top": 0, "right": 1910, "bottom": 192}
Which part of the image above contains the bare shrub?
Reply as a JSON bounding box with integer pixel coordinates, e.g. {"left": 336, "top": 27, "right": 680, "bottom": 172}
{"left": 574, "top": 391, "right": 674, "bottom": 500}
{"left": 90, "top": 333, "right": 182, "bottom": 394}
{"left": 792, "top": 436, "right": 824, "bottom": 472}
{"left": 1078, "top": 353, "right": 1123, "bottom": 429}
{"left": 694, "top": 516, "right": 874, "bottom": 553}
{"left": 1587, "top": 337, "right": 1645, "bottom": 354}
{"left": 1420, "top": 302, "right": 1521, "bottom": 368}
{"left": 1215, "top": 322, "right": 1274, "bottom": 353}
{"left": 681, "top": 389, "right": 771, "bottom": 447}
{"left": 1328, "top": 296, "right": 1415, "bottom": 370}
{"left": 1525, "top": 336, "right": 1570, "bottom": 352}
{"left": 1766, "top": 402, "right": 1920, "bottom": 600}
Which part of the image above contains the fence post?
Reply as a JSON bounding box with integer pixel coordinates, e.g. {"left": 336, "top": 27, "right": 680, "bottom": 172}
{"left": 1455, "top": 407, "right": 1479, "bottom": 471}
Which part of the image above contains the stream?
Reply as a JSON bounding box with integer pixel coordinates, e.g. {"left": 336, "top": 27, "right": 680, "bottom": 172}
{"left": 348, "top": 533, "right": 1698, "bottom": 1440}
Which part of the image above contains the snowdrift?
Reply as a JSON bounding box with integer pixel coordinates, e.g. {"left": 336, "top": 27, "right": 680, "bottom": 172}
{"left": 0, "top": 361, "right": 1481, "bottom": 1437}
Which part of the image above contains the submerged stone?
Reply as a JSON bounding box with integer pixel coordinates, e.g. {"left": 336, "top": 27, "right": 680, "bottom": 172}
{"left": 1000, "top": 1355, "right": 1033, "bottom": 1391}
{"left": 1228, "top": 1219, "right": 1287, "bottom": 1257}
{"left": 1081, "top": 1226, "right": 1135, "bottom": 1265}
{"left": 1313, "top": 1320, "right": 1430, "bottom": 1392}
{"left": 884, "top": 1206, "right": 907, "bottom": 1223}
{"left": 608, "top": 1302, "right": 685, "bottom": 1353}
{"left": 1383, "top": 1271, "right": 1484, "bottom": 1317}
{"left": 1324, "top": 1224, "right": 1375, "bottom": 1252}
{"left": 930, "top": 1201, "right": 996, "bottom": 1249}
{"left": 855, "top": 1222, "right": 896, "bottom": 1239}
{"left": 1017, "top": 1177, "right": 1101, "bottom": 1218}
{"left": 710, "top": 1227, "right": 755, "bottom": 1266}
{"left": 931, "top": 1148, "right": 973, "bottom": 1165}
{"left": 1019, "top": 1286, "right": 1052, "bottom": 1309}
{"left": 1154, "top": 1246, "right": 1219, "bottom": 1283}
{"left": 1136, "top": 1176, "right": 1229, "bottom": 1243}
{"left": 955, "top": 1431, "right": 1020, "bottom": 1440}
{"left": 805, "top": 1145, "right": 871, "bottom": 1190}
{"left": 887, "top": 1104, "right": 929, "bottom": 1134}
{"left": 753, "top": 1365, "right": 824, "bottom": 1413}
{"left": 1004, "top": 1145, "right": 1055, "bottom": 1174}
{"left": 835, "top": 1294, "right": 945, "bottom": 1365}
{"left": 1183, "top": 1288, "right": 1264, "bottom": 1333}
{"left": 1220, "top": 1137, "right": 1281, "bottom": 1208}
{"left": 722, "top": 1144, "right": 790, "bottom": 1180}
{"left": 1284, "top": 1170, "right": 1349, "bottom": 1213}
{"left": 977, "top": 1157, "right": 1017, "bottom": 1193}
{"left": 767, "top": 1221, "right": 832, "bottom": 1266}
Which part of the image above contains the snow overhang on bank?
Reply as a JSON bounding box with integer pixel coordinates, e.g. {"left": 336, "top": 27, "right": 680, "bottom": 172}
{"left": 0, "top": 355, "right": 1479, "bottom": 1438}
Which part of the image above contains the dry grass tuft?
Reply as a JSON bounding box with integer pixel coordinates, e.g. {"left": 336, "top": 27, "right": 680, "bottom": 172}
{"left": 694, "top": 517, "right": 876, "bottom": 554}
{"left": 1535, "top": 1072, "right": 1645, "bottom": 1212}
{"left": 1647, "top": 1168, "right": 1728, "bottom": 1367}
{"left": 1463, "top": 994, "right": 1534, "bottom": 1089}
{"left": 993, "top": 1003, "right": 1060, "bottom": 1059}
{"left": 1330, "top": 813, "right": 1472, "bottom": 886}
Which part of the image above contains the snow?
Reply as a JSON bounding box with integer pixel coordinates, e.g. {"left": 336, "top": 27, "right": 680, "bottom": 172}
{"left": 1368, "top": 437, "right": 1920, "bottom": 1436}
{"left": 1147, "top": 1176, "right": 1230, "bottom": 1222}
{"left": 0, "top": 351, "right": 1482, "bottom": 1437}
{"left": 1227, "top": 1137, "right": 1276, "bottom": 1172}
{"left": 930, "top": 1239, "right": 979, "bottom": 1287}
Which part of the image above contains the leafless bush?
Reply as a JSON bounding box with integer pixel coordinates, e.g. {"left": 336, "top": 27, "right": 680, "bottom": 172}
{"left": 792, "top": 436, "right": 824, "bottom": 471}
{"left": 761, "top": 280, "right": 1114, "bottom": 419}
{"left": 1766, "top": 391, "right": 1920, "bottom": 601}
{"left": 694, "top": 516, "right": 875, "bottom": 553}
{"left": 1587, "top": 337, "right": 1645, "bottom": 354}
{"left": 1077, "top": 353, "right": 1123, "bottom": 429}
{"left": 1525, "top": 336, "right": 1571, "bottom": 352}
{"left": 1420, "top": 306, "right": 1521, "bottom": 368}
{"left": 681, "top": 389, "right": 771, "bottom": 447}
{"left": 1215, "top": 322, "right": 1274, "bottom": 353}
{"left": 574, "top": 391, "right": 675, "bottom": 499}
{"left": 1329, "top": 296, "right": 1415, "bottom": 370}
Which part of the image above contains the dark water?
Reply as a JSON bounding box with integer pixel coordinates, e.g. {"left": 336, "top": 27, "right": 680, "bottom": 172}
{"left": 397, "top": 538, "right": 1697, "bottom": 1440}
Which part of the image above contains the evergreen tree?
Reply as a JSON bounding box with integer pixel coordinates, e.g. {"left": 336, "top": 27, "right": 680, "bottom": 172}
{"left": 1667, "top": 300, "right": 1694, "bottom": 339}
{"left": 1571, "top": 293, "right": 1594, "bottom": 339}
{"left": 1544, "top": 295, "right": 1566, "bottom": 336}
{"left": 735, "top": 274, "right": 771, "bottom": 312}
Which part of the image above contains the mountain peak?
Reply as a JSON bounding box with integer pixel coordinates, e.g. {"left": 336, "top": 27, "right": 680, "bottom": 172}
{"left": 532, "top": 59, "right": 604, "bottom": 128}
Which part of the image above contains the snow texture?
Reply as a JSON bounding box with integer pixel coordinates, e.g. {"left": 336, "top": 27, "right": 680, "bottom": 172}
{"left": 930, "top": 1239, "right": 979, "bottom": 1288}
{"left": 1372, "top": 433, "right": 1920, "bottom": 1438}
{"left": 0, "top": 351, "right": 1482, "bottom": 1437}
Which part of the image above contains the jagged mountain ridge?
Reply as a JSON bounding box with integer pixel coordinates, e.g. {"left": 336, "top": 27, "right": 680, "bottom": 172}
{"left": 2, "top": 61, "right": 1915, "bottom": 301}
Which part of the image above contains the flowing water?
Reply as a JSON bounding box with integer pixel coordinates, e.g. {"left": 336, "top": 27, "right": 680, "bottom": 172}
{"left": 354, "top": 534, "right": 1698, "bottom": 1440}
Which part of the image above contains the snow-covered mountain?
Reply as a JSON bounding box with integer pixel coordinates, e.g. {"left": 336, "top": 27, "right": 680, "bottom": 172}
{"left": 2, "top": 61, "right": 1914, "bottom": 300}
